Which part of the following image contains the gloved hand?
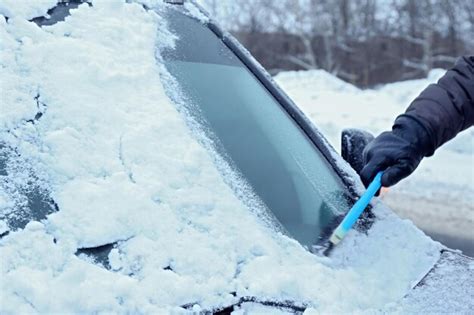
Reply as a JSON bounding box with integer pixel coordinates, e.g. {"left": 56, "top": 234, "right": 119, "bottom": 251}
{"left": 359, "top": 116, "right": 432, "bottom": 188}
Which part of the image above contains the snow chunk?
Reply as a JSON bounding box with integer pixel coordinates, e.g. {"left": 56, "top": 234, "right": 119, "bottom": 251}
{"left": 0, "top": 0, "right": 59, "bottom": 20}
{"left": 183, "top": 1, "right": 209, "bottom": 23}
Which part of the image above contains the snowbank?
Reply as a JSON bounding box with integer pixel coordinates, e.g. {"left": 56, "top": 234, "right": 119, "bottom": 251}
{"left": 274, "top": 69, "right": 445, "bottom": 151}
{"left": 1, "top": 1, "right": 443, "bottom": 313}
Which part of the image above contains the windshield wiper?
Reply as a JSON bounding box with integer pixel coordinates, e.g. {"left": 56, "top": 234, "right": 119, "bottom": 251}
{"left": 182, "top": 295, "right": 307, "bottom": 314}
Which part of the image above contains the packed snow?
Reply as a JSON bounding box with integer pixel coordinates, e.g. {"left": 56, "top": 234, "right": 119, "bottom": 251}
{"left": 0, "top": 0, "right": 461, "bottom": 313}
{"left": 275, "top": 69, "right": 474, "bottom": 255}
{"left": 0, "top": 0, "right": 58, "bottom": 20}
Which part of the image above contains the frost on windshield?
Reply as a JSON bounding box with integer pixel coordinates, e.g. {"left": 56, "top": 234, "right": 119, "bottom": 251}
{"left": 0, "top": 1, "right": 443, "bottom": 314}
{"left": 0, "top": 142, "right": 57, "bottom": 231}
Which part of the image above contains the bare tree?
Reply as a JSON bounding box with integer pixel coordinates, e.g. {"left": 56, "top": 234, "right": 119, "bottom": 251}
{"left": 198, "top": 0, "right": 472, "bottom": 87}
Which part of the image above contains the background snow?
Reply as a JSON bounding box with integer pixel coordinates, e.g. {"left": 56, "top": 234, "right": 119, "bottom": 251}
{"left": 275, "top": 69, "right": 474, "bottom": 255}
{"left": 0, "top": 0, "right": 449, "bottom": 313}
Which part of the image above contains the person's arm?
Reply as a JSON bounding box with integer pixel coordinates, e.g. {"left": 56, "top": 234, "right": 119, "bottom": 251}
{"left": 360, "top": 56, "right": 474, "bottom": 188}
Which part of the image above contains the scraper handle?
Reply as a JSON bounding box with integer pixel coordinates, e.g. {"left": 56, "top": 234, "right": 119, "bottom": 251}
{"left": 329, "top": 171, "right": 383, "bottom": 245}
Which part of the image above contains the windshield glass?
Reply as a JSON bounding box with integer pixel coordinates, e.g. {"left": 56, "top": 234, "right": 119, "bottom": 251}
{"left": 161, "top": 8, "right": 351, "bottom": 248}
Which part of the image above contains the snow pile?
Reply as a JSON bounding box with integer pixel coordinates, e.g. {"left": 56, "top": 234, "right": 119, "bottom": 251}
{"left": 1, "top": 1, "right": 443, "bottom": 313}
{"left": 275, "top": 69, "right": 474, "bottom": 249}
{"left": 0, "top": 0, "right": 58, "bottom": 20}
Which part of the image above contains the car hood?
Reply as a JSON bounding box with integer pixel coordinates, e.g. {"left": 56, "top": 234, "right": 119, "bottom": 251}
{"left": 0, "top": 1, "right": 470, "bottom": 313}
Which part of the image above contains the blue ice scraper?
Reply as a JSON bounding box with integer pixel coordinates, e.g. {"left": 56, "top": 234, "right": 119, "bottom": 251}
{"left": 315, "top": 172, "right": 383, "bottom": 256}
{"left": 330, "top": 171, "right": 383, "bottom": 245}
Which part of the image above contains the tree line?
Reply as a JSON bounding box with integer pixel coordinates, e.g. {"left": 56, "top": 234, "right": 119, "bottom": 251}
{"left": 199, "top": 0, "right": 473, "bottom": 87}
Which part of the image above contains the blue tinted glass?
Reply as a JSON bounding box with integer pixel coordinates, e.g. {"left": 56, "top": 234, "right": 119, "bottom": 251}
{"left": 162, "top": 9, "right": 350, "bottom": 247}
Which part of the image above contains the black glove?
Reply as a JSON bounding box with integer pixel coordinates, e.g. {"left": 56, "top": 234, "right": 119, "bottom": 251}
{"left": 360, "top": 116, "right": 432, "bottom": 188}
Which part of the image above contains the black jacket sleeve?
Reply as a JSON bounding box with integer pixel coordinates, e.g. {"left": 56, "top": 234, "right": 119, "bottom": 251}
{"left": 396, "top": 55, "right": 474, "bottom": 157}
{"left": 360, "top": 56, "right": 474, "bottom": 188}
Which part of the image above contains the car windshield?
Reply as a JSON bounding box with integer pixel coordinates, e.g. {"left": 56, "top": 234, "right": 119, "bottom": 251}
{"left": 161, "top": 8, "right": 351, "bottom": 248}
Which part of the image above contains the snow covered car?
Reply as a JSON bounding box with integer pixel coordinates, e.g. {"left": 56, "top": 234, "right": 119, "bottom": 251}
{"left": 0, "top": 0, "right": 472, "bottom": 314}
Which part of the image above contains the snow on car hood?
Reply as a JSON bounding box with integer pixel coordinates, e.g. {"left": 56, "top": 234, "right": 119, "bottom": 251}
{"left": 0, "top": 0, "right": 58, "bottom": 20}
{"left": 0, "top": 1, "right": 441, "bottom": 313}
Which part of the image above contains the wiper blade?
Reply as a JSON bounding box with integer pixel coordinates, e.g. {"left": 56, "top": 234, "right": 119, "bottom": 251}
{"left": 182, "top": 295, "right": 307, "bottom": 314}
